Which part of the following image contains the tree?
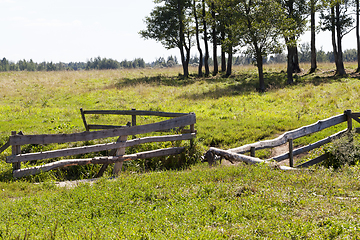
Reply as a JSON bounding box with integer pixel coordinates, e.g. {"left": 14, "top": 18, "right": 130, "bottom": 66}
{"left": 356, "top": 0, "right": 360, "bottom": 72}
{"left": 237, "top": 0, "right": 284, "bottom": 92}
{"left": 202, "top": 0, "right": 210, "bottom": 76}
{"left": 310, "top": 0, "right": 322, "bottom": 73}
{"left": 320, "top": 0, "right": 354, "bottom": 76}
{"left": 279, "top": 0, "right": 308, "bottom": 84}
{"left": 214, "top": 0, "right": 243, "bottom": 77}
{"left": 193, "top": 0, "right": 204, "bottom": 76}
{"left": 140, "top": 0, "right": 193, "bottom": 77}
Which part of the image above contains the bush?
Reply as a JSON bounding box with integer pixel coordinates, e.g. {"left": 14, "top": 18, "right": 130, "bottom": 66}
{"left": 322, "top": 131, "right": 360, "bottom": 169}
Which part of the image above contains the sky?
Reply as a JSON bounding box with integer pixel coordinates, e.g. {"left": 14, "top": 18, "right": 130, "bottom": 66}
{"left": 0, "top": 0, "right": 357, "bottom": 64}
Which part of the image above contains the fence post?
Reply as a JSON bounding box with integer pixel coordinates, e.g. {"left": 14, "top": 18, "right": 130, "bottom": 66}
{"left": 131, "top": 108, "right": 136, "bottom": 139}
{"left": 113, "top": 135, "right": 128, "bottom": 176}
{"left": 80, "top": 108, "right": 89, "bottom": 131}
{"left": 11, "top": 131, "right": 21, "bottom": 172}
{"left": 345, "top": 109, "right": 352, "bottom": 132}
{"left": 289, "top": 138, "right": 294, "bottom": 167}
{"left": 250, "top": 147, "right": 255, "bottom": 157}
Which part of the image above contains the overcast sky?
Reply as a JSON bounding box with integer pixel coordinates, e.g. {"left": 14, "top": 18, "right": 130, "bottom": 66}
{"left": 0, "top": 0, "right": 357, "bottom": 63}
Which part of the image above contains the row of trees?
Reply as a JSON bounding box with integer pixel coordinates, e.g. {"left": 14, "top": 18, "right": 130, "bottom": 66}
{"left": 0, "top": 57, "right": 147, "bottom": 72}
{"left": 140, "top": 0, "right": 360, "bottom": 91}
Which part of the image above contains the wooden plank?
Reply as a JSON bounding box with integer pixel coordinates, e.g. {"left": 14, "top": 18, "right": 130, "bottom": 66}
{"left": 350, "top": 112, "right": 360, "bottom": 125}
{"left": 296, "top": 153, "right": 329, "bottom": 168}
{"left": 271, "top": 129, "right": 346, "bottom": 162}
{"left": 229, "top": 113, "right": 346, "bottom": 153}
{"left": 6, "top": 133, "right": 196, "bottom": 163}
{"left": 83, "top": 110, "right": 189, "bottom": 118}
{"left": 87, "top": 124, "right": 129, "bottom": 130}
{"left": 207, "top": 147, "right": 297, "bottom": 170}
{"left": 0, "top": 140, "right": 10, "bottom": 154}
{"left": 9, "top": 113, "right": 196, "bottom": 145}
{"left": 13, "top": 147, "right": 185, "bottom": 178}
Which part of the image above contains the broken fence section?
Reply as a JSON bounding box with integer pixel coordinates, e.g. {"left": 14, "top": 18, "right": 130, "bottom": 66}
{"left": 1, "top": 110, "right": 196, "bottom": 179}
{"left": 205, "top": 109, "right": 360, "bottom": 169}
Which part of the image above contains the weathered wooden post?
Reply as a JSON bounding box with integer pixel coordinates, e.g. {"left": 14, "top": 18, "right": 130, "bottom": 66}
{"left": 250, "top": 147, "right": 255, "bottom": 157}
{"left": 131, "top": 108, "right": 137, "bottom": 139}
{"left": 288, "top": 138, "right": 294, "bottom": 167}
{"left": 11, "top": 131, "right": 21, "bottom": 172}
{"left": 345, "top": 109, "right": 352, "bottom": 132}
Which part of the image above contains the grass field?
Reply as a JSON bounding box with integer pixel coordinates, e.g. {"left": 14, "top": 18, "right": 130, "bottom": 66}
{"left": 0, "top": 62, "right": 360, "bottom": 238}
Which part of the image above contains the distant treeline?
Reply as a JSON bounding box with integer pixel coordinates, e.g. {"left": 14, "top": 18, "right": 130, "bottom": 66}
{"left": 0, "top": 47, "right": 358, "bottom": 72}
{"left": 0, "top": 57, "right": 147, "bottom": 71}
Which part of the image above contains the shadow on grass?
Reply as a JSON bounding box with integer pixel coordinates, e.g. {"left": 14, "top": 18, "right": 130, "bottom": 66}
{"left": 112, "top": 68, "right": 356, "bottom": 100}
{"left": 114, "top": 74, "right": 197, "bottom": 88}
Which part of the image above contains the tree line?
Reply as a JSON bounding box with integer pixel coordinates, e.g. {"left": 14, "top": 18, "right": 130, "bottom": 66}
{"left": 0, "top": 57, "right": 147, "bottom": 72}
{"left": 140, "top": 0, "right": 360, "bottom": 91}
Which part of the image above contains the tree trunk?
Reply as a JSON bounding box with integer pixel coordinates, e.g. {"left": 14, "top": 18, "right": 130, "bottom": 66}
{"left": 335, "top": 3, "right": 346, "bottom": 76}
{"left": 221, "top": 30, "right": 227, "bottom": 72}
{"left": 330, "top": 6, "right": 340, "bottom": 75}
{"left": 178, "top": 1, "right": 189, "bottom": 78}
{"left": 211, "top": 3, "right": 218, "bottom": 76}
{"left": 310, "top": 0, "right": 317, "bottom": 73}
{"left": 256, "top": 51, "right": 265, "bottom": 92}
{"left": 287, "top": 45, "right": 295, "bottom": 84}
{"left": 357, "top": 0, "right": 360, "bottom": 72}
{"left": 202, "top": 0, "right": 210, "bottom": 77}
{"left": 194, "top": 0, "right": 203, "bottom": 77}
{"left": 226, "top": 49, "right": 233, "bottom": 77}
{"left": 356, "top": 0, "right": 360, "bottom": 72}
{"left": 293, "top": 46, "right": 301, "bottom": 73}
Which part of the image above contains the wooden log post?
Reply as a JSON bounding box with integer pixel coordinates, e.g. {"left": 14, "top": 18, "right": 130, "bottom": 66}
{"left": 11, "top": 131, "right": 21, "bottom": 172}
{"left": 345, "top": 109, "right": 352, "bottom": 132}
{"left": 288, "top": 138, "right": 294, "bottom": 168}
{"left": 250, "top": 147, "right": 255, "bottom": 157}
{"left": 131, "top": 108, "right": 136, "bottom": 139}
{"left": 113, "top": 135, "right": 128, "bottom": 176}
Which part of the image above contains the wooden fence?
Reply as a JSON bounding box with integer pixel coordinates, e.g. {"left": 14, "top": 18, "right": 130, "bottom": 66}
{"left": 0, "top": 109, "right": 196, "bottom": 179}
{"left": 205, "top": 110, "right": 360, "bottom": 169}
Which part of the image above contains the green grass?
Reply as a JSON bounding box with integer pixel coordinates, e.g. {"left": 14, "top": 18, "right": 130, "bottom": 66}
{"left": 1, "top": 62, "right": 360, "bottom": 238}
{"left": 1, "top": 63, "right": 360, "bottom": 180}
{"left": 1, "top": 164, "right": 360, "bottom": 239}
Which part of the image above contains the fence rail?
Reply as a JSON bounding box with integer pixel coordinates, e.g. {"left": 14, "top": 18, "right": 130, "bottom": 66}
{"left": 205, "top": 110, "right": 359, "bottom": 168}
{"left": 1, "top": 110, "right": 196, "bottom": 179}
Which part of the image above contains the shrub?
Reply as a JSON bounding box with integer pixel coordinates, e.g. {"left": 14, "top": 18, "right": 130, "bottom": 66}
{"left": 322, "top": 131, "right": 360, "bottom": 169}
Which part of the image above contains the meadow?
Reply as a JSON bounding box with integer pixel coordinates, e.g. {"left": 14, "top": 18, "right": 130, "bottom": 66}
{"left": 0, "top": 62, "right": 360, "bottom": 238}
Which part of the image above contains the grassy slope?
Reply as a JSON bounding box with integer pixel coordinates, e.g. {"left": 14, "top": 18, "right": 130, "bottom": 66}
{"left": 0, "top": 63, "right": 360, "bottom": 238}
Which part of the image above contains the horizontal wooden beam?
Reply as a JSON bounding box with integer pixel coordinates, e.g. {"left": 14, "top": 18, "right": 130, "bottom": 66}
{"left": 87, "top": 124, "right": 129, "bottom": 130}
{"left": 13, "top": 147, "right": 185, "bottom": 178}
{"left": 296, "top": 153, "right": 329, "bottom": 168}
{"left": 7, "top": 133, "right": 196, "bottom": 163}
{"left": 271, "top": 129, "right": 347, "bottom": 162}
{"left": 229, "top": 113, "right": 346, "bottom": 153}
{"left": 0, "top": 141, "right": 10, "bottom": 154}
{"left": 82, "top": 110, "right": 189, "bottom": 118}
{"left": 9, "top": 113, "right": 196, "bottom": 145}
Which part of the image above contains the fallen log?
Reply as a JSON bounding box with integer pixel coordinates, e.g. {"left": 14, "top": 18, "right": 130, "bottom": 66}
{"left": 206, "top": 147, "right": 297, "bottom": 170}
